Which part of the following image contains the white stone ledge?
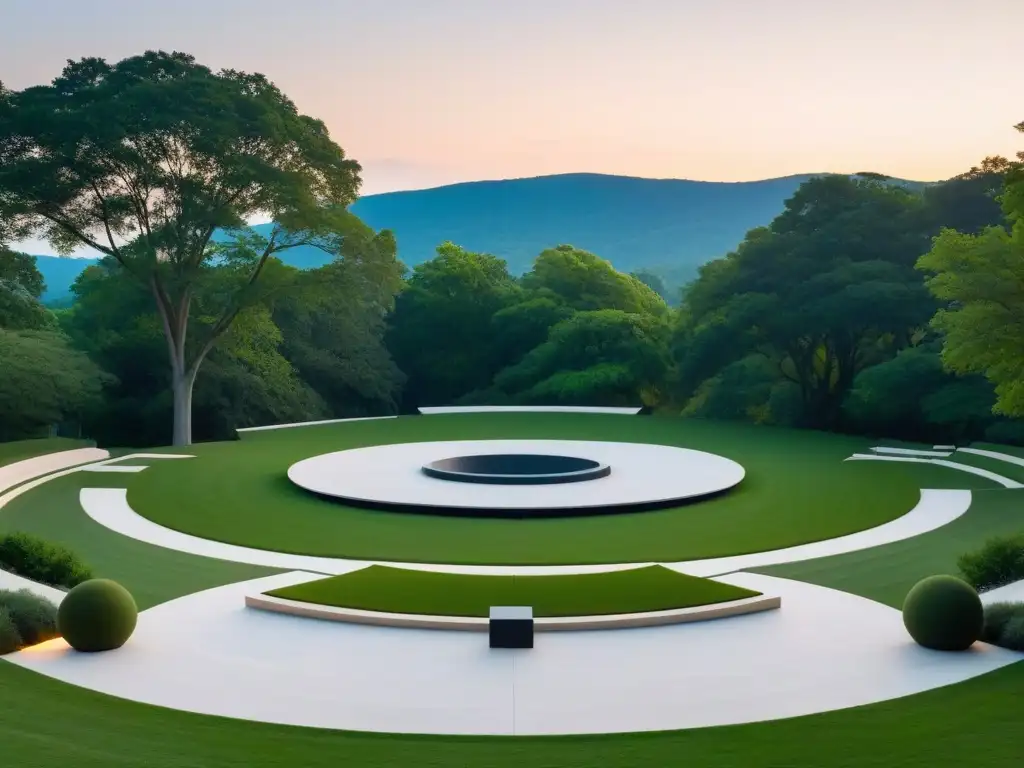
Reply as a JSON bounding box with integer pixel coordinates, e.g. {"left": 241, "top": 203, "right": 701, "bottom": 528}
{"left": 417, "top": 406, "right": 642, "bottom": 415}
{"left": 237, "top": 416, "right": 398, "bottom": 433}
{"left": 243, "top": 592, "right": 781, "bottom": 631}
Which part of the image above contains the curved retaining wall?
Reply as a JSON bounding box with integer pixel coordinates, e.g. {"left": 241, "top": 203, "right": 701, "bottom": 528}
{"left": 244, "top": 592, "right": 781, "bottom": 631}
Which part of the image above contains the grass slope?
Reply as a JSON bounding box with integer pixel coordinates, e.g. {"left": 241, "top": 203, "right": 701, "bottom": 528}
{"left": 268, "top": 565, "right": 758, "bottom": 617}
{"left": 124, "top": 414, "right": 994, "bottom": 565}
{"left": 757, "top": 489, "right": 1024, "bottom": 607}
{"left": 0, "top": 473, "right": 279, "bottom": 609}
{"left": 0, "top": 659, "right": 1021, "bottom": 767}
{"left": 0, "top": 438, "right": 92, "bottom": 467}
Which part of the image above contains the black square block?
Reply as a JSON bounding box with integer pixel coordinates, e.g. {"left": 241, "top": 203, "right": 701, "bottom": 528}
{"left": 489, "top": 606, "right": 534, "bottom": 648}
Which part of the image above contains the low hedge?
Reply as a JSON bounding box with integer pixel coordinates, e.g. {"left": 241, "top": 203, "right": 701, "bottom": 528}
{"left": 0, "top": 532, "right": 93, "bottom": 590}
{"left": 0, "top": 589, "right": 59, "bottom": 654}
{"left": 958, "top": 535, "right": 1024, "bottom": 592}
{"left": 981, "top": 602, "right": 1024, "bottom": 652}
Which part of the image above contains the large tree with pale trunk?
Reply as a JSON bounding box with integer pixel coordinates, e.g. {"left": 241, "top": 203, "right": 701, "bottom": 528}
{"left": 0, "top": 51, "right": 363, "bottom": 445}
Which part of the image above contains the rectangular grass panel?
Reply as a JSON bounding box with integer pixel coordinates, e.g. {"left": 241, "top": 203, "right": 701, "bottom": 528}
{"left": 266, "top": 565, "right": 761, "bottom": 618}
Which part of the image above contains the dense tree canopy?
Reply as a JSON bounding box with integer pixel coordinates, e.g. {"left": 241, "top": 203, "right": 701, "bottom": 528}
{"left": 677, "top": 176, "right": 936, "bottom": 428}
{"left": 387, "top": 242, "right": 520, "bottom": 408}
{"left": 0, "top": 51, "right": 364, "bottom": 445}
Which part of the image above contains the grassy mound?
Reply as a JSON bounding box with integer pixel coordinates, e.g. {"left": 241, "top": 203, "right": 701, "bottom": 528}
{"left": 121, "top": 413, "right": 979, "bottom": 565}
{"left": 267, "top": 565, "right": 760, "bottom": 617}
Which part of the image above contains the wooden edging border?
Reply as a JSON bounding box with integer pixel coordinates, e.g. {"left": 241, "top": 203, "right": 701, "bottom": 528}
{"left": 244, "top": 593, "right": 781, "bottom": 632}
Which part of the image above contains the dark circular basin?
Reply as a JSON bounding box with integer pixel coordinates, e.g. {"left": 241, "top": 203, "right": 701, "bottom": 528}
{"left": 422, "top": 453, "right": 611, "bottom": 485}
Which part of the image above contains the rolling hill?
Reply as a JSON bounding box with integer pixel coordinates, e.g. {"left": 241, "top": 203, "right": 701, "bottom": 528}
{"left": 31, "top": 172, "right": 918, "bottom": 304}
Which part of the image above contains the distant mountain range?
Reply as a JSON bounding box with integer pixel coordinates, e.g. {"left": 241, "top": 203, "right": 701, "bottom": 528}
{"left": 30, "top": 172, "right": 923, "bottom": 304}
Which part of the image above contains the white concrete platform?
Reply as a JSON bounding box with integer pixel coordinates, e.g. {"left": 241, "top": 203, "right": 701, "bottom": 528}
{"left": 78, "top": 487, "right": 973, "bottom": 577}
{"left": 9, "top": 572, "right": 1019, "bottom": 735}
{"left": 287, "top": 440, "right": 745, "bottom": 511}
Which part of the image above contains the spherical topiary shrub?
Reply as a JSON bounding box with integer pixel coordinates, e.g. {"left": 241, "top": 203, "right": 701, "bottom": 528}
{"left": 903, "top": 575, "right": 984, "bottom": 651}
{"left": 57, "top": 579, "right": 137, "bottom": 652}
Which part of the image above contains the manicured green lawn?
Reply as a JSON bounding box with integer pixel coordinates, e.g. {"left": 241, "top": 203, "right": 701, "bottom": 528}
{"left": 0, "top": 472, "right": 279, "bottom": 609}
{"left": 1, "top": 657, "right": 1021, "bottom": 767}
{"left": 268, "top": 565, "right": 759, "bottom": 616}
{"left": 758, "top": 489, "right": 1024, "bottom": 607}
{"left": 0, "top": 437, "right": 92, "bottom": 467}
{"left": 122, "top": 413, "right": 995, "bottom": 565}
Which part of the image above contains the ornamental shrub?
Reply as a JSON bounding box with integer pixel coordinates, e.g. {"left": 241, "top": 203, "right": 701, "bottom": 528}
{"left": 0, "top": 607, "right": 19, "bottom": 654}
{"left": 0, "top": 531, "right": 93, "bottom": 589}
{"left": 957, "top": 534, "right": 1024, "bottom": 592}
{"left": 57, "top": 579, "right": 137, "bottom": 653}
{"left": 902, "top": 575, "right": 984, "bottom": 651}
{"left": 0, "top": 589, "right": 59, "bottom": 652}
{"left": 981, "top": 601, "right": 1024, "bottom": 652}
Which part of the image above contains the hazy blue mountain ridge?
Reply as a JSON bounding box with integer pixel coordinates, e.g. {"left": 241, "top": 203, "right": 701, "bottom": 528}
{"left": 30, "top": 172, "right": 921, "bottom": 303}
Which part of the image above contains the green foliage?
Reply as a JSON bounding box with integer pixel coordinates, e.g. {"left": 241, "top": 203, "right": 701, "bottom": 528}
{"left": 387, "top": 242, "right": 521, "bottom": 407}
{"left": 0, "top": 607, "right": 18, "bottom": 654}
{"left": 62, "top": 262, "right": 327, "bottom": 445}
{"left": 678, "top": 176, "right": 936, "bottom": 429}
{"left": 523, "top": 244, "right": 667, "bottom": 316}
{"left": 274, "top": 219, "right": 405, "bottom": 416}
{"left": 0, "top": 329, "right": 110, "bottom": 441}
{"left": 980, "top": 601, "right": 1024, "bottom": 650}
{"left": 0, "top": 589, "right": 59, "bottom": 652}
{"left": 0, "top": 532, "right": 93, "bottom": 589}
{"left": 917, "top": 224, "right": 1024, "bottom": 417}
{"left": 957, "top": 535, "right": 1024, "bottom": 592}
{"left": 493, "top": 310, "right": 669, "bottom": 405}
{"left": 57, "top": 579, "right": 138, "bottom": 652}
{"left": 844, "top": 342, "right": 996, "bottom": 441}
{"left": 0, "top": 51, "right": 365, "bottom": 445}
{"left": 0, "top": 247, "right": 53, "bottom": 331}
{"left": 902, "top": 575, "right": 984, "bottom": 651}
{"left": 0, "top": 589, "right": 59, "bottom": 646}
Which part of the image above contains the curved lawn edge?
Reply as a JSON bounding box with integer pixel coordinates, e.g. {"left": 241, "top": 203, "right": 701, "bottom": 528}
{"left": 122, "top": 414, "right": 950, "bottom": 565}
{"left": 262, "top": 565, "right": 760, "bottom": 618}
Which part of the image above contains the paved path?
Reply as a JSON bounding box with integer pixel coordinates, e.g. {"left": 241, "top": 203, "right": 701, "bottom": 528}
{"left": 10, "top": 571, "right": 1018, "bottom": 735}
{"left": 0, "top": 448, "right": 109, "bottom": 495}
{"left": 78, "top": 486, "right": 972, "bottom": 577}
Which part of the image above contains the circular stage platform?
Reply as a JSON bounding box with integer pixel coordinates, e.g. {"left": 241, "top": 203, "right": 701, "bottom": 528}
{"left": 287, "top": 440, "right": 745, "bottom": 518}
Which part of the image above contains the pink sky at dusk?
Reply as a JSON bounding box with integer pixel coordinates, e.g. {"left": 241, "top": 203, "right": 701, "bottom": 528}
{"left": 1, "top": 0, "right": 1022, "bottom": 202}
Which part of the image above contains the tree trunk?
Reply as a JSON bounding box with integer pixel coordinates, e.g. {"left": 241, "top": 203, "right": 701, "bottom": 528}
{"left": 171, "top": 368, "right": 197, "bottom": 447}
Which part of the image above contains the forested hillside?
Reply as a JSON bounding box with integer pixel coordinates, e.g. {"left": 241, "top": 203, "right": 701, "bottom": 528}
{"left": 1, "top": 51, "right": 1022, "bottom": 452}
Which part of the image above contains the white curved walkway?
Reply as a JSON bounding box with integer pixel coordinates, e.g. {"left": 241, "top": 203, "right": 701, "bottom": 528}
{"left": 10, "top": 571, "right": 1018, "bottom": 735}
{"left": 982, "top": 578, "right": 1024, "bottom": 604}
{"left": 846, "top": 454, "right": 1023, "bottom": 489}
{"left": 78, "top": 487, "right": 972, "bottom": 577}
{"left": 0, "top": 447, "right": 109, "bottom": 494}
{"left": 0, "top": 568, "right": 65, "bottom": 604}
